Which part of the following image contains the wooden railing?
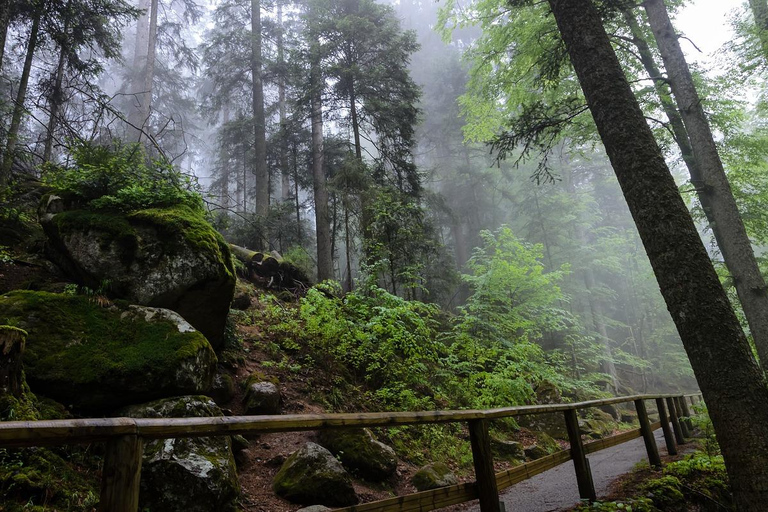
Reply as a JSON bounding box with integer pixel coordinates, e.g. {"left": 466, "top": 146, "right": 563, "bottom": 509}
{"left": 0, "top": 393, "right": 702, "bottom": 512}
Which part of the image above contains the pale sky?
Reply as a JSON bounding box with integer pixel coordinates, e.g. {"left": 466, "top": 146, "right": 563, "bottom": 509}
{"left": 675, "top": 0, "right": 743, "bottom": 64}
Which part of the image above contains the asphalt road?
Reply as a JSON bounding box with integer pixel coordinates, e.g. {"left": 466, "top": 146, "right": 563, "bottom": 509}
{"left": 464, "top": 429, "right": 668, "bottom": 512}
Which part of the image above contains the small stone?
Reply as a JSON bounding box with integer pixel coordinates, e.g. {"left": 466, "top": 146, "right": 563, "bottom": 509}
{"left": 411, "top": 463, "right": 458, "bottom": 491}
{"left": 210, "top": 370, "right": 236, "bottom": 404}
{"left": 243, "top": 381, "right": 281, "bottom": 415}
{"left": 296, "top": 507, "right": 332, "bottom": 512}
{"left": 490, "top": 439, "right": 524, "bottom": 461}
{"left": 524, "top": 444, "right": 549, "bottom": 460}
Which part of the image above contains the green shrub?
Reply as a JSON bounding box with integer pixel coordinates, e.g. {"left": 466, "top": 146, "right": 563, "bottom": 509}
{"left": 42, "top": 140, "right": 203, "bottom": 214}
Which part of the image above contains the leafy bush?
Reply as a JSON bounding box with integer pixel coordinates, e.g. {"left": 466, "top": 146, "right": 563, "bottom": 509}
{"left": 42, "top": 141, "right": 203, "bottom": 214}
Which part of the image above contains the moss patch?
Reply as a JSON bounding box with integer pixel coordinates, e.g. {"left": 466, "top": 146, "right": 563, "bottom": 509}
{"left": 0, "top": 290, "right": 216, "bottom": 411}
{"left": 129, "top": 206, "right": 235, "bottom": 279}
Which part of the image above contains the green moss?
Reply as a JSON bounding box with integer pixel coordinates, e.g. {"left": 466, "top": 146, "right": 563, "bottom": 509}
{"left": 0, "top": 446, "right": 98, "bottom": 511}
{"left": 0, "top": 291, "right": 216, "bottom": 410}
{"left": 642, "top": 475, "right": 685, "bottom": 510}
{"left": 51, "top": 210, "right": 138, "bottom": 265}
{"left": 129, "top": 205, "right": 235, "bottom": 279}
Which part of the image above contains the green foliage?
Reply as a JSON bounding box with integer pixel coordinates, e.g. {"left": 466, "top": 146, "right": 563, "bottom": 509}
{"left": 457, "top": 226, "right": 569, "bottom": 346}
{"left": 574, "top": 499, "right": 656, "bottom": 512}
{"left": 42, "top": 140, "right": 204, "bottom": 214}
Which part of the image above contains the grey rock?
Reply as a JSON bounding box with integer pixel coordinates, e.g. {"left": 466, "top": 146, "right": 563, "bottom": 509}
{"left": 244, "top": 381, "right": 281, "bottom": 415}
{"left": 317, "top": 428, "right": 397, "bottom": 481}
{"left": 121, "top": 396, "right": 239, "bottom": 512}
{"left": 40, "top": 207, "right": 235, "bottom": 348}
{"left": 273, "top": 442, "right": 358, "bottom": 506}
{"left": 491, "top": 439, "right": 524, "bottom": 461}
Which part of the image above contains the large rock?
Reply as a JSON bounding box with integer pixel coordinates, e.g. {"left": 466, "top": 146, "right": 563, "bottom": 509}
{"left": 0, "top": 291, "right": 216, "bottom": 411}
{"left": 121, "top": 396, "right": 239, "bottom": 512}
{"left": 40, "top": 203, "right": 235, "bottom": 348}
{"left": 317, "top": 428, "right": 397, "bottom": 481}
{"left": 273, "top": 442, "right": 358, "bottom": 507}
{"left": 411, "top": 463, "right": 458, "bottom": 491}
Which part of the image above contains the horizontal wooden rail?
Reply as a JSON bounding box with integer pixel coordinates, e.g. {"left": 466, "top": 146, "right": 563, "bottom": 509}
{"left": 0, "top": 392, "right": 702, "bottom": 512}
{"left": 0, "top": 394, "right": 683, "bottom": 448}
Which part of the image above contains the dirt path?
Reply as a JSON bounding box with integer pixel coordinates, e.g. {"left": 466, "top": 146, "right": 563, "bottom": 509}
{"left": 461, "top": 429, "right": 670, "bottom": 512}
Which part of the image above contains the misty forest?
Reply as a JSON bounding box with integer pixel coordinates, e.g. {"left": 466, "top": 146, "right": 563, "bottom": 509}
{"left": 2, "top": 0, "right": 768, "bottom": 510}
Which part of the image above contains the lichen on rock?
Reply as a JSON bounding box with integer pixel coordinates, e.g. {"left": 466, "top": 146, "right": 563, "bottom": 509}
{"left": 40, "top": 204, "right": 236, "bottom": 348}
{"left": 121, "top": 396, "right": 240, "bottom": 512}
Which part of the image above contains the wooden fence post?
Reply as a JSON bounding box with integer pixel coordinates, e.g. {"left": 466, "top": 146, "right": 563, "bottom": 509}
{"left": 655, "top": 397, "right": 677, "bottom": 456}
{"left": 679, "top": 396, "right": 694, "bottom": 432}
{"left": 468, "top": 419, "right": 501, "bottom": 512}
{"left": 674, "top": 397, "right": 691, "bottom": 438}
{"left": 564, "top": 408, "right": 596, "bottom": 501}
{"left": 99, "top": 434, "right": 143, "bottom": 512}
{"left": 634, "top": 399, "right": 661, "bottom": 468}
{"left": 665, "top": 397, "right": 685, "bottom": 445}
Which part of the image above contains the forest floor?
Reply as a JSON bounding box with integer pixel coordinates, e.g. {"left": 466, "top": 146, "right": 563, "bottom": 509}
{"left": 224, "top": 298, "right": 666, "bottom": 512}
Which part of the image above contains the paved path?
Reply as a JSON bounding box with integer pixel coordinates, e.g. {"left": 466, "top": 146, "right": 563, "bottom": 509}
{"left": 465, "top": 429, "right": 667, "bottom": 512}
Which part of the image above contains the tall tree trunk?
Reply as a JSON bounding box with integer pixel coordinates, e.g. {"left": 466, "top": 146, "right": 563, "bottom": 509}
{"left": 311, "top": 60, "right": 333, "bottom": 282}
{"left": 547, "top": 1, "right": 768, "bottom": 508}
{"left": 0, "top": 0, "right": 10, "bottom": 72}
{"left": 749, "top": 0, "right": 768, "bottom": 60}
{"left": 44, "top": 23, "right": 70, "bottom": 163}
{"left": 2, "top": 11, "right": 41, "bottom": 184}
{"left": 583, "top": 266, "right": 619, "bottom": 393}
{"left": 644, "top": 0, "right": 768, "bottom": 369}
{"left": 251, "top": 0, "right": 269, "bottom": 247}
{"left": 128, "top": 0, "right": 155, "bottom": 141}
{"left": 277, "top": 2, "right": 290, "bottom": 202}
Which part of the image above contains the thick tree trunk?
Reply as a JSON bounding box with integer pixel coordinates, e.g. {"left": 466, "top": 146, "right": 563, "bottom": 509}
{"left": 311, "top": 61, "right": 333, "bottom": 282}
{"left": 645, "top": 0, "right": 768, "bottom": 369}
{"left": 0, "top": 1, "right": 10, "bottom": 72}
{"left": 2, "top": 12, "right": 41, "bottom": 184}
{"left": 251, "top": 0, "right": 269, "bottom": 246}
{"left": 548, "top": 0, "right": 768, "bottom": 508}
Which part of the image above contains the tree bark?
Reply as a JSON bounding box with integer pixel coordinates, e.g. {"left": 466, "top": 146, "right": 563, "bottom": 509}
{"left": 44, "top": 34, "right": 69, "bottom": 162}
{"left": 0, "top": 0, "right": 10, "bottom": 72}
{"left": 644, "top": 0, "right": 768, "bottom": 370}
{"left": 277, "top": 2, "right": 290, "bottom": 202}
{"left": 251, "top": 0, "right": 269, "bottom": 247}
{"left": 547, "top": 0, "right": 768, "bottom": 508}
{"left": 311, "top": 59, "right": 333, "bottom": 282}
{"left": 2, "top": 11, "right": 41, "bottom": 184}
{"left": 128, "top": 0, "right": 155, "bottom": 141}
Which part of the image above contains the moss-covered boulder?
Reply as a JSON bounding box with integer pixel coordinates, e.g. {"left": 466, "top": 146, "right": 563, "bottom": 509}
{"left": 0, "top": 291, "right": 216, "bottom": 411}
{"left": 273, "top": 442, "right": 358, "bottom": 507}
{"left": 40, "top": 204, "right": 235, "bottom": 348}
{"left": 121, "top": 396, "right": 240, "bottom": 512}
{"left": 411, "top": 463, "right": 458, "bottom": 491}
{"left": 317, "top": 428, "right": 397, "bottom": 481}
{"left": 524, "top": 444, "right": 549, "bottom": 461}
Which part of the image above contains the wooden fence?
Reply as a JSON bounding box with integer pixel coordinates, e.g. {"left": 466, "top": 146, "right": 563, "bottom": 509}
{"left": 0, "top": 393, "right": 702, "bottom": 512}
